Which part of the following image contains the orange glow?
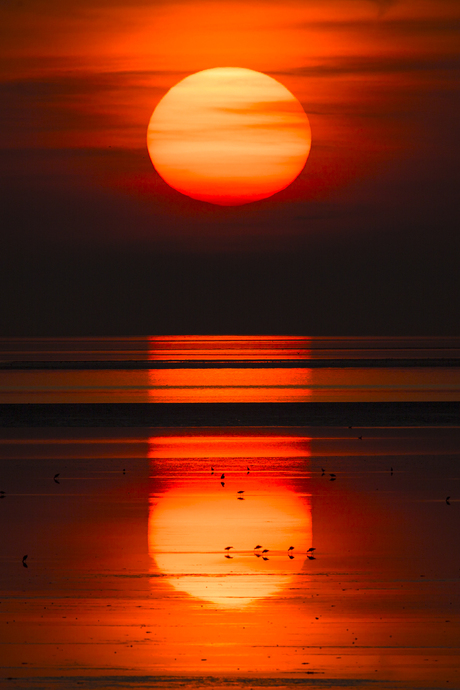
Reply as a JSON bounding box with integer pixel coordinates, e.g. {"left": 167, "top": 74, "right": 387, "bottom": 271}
{"left": 147, "top": 68, "right": 311, "bottom": 205}
{"left": 148, "top": 432, "right": 312, "bottom": 607}
{"left": 148, "top": 335, "right": 312, "bottom": 361}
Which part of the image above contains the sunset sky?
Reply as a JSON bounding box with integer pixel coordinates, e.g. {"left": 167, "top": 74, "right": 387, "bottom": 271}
{"left": 1, "top": 0, "right": 459, "bottom": 335}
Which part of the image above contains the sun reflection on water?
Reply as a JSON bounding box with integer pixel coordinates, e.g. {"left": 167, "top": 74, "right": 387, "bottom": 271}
{"left": 148, "top": 432, "right": 312, "bottom": 607}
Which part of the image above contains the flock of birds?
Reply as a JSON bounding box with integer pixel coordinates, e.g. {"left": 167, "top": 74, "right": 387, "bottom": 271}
{"left": 7, "top": 459, "right": 454, "bottom": 568}
{"left": 223, "top": 545, "right": 317, "bottom": 561}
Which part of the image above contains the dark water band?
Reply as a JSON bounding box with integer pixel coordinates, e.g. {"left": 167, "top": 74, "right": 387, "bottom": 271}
{"left": 1, "top": 401, "right": 459, "bottom": 427}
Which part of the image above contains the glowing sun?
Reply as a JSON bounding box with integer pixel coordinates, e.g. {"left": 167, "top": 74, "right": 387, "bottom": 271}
{"left": 147, "top": 67, "right": 311, "bottom": 206}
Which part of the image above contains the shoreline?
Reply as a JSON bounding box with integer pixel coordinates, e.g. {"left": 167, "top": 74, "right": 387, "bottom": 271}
{"left": 1, "top": 401, "right": 459, "bottom": 427}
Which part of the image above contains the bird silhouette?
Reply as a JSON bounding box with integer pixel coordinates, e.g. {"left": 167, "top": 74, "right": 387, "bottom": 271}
{"left": 0, "top": 490, "right": 5, "bottom": 498}
{"left": 307, "top": 547, "right": 316, "bottom": 553}
{"left": 224, "top": 554, "right": 233, "bottom": 559}
{"left": 358, "top": 436, "right": 363, "bottom": 440}
{"left": 221, "top": 481, "right": 225, "bottom": 487}
{"left": 224, "top": 546, "right": 233, "bottom": 551}
{"left": 288, "top": 546, "right": 294, "bottom": 552}
{"left": 446, "top": 496, "right": 451, "bottom": 505}
{"left": 321, "top": 468, "right": 325, "bottom": 476}
{"left": 254, "top": 545, "right": 262, "bottom": 550}
{"left": 307, "top": 555, "right": 316, "bottom": 560}
{"left": 237, "top": 490, "right": 244, "bottom": 494}
{"left": 390, "top": 467, "right": 393, "bottom": 475}
{"left": 220, "top": 473, "right": 225, "bottom": 479}
{"left": 262, "top": 556, "right": 269, "bottom": 561}
{"left": 288, "top": 554, "right": 294, "bottom": 560}
{"left": 262, "top": 549, "right": 269, "bottom": 554}
{"left": 53, "top": 473, "right": 60, "bottom": 484}
{"left": 22, "top": 555, "right": 28, "bottom": 568}
{"left": 211, "top": 467, "right": 214, "bottom": 473}
{"left": 237, "top": 496, "right": 244, "bottom": 501}
{"left": 247, "top": 466, "right": 250, "bottom": 473}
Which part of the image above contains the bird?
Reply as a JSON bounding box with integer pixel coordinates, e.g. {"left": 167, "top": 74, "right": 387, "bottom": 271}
{"left": 211, "top": 467, "right": 214, "bottom": 473}
{"left": 330, "top": 473, "right": 336, "bottom": 481}
{"left": 446, "top": 496, "right": 451, "bottom": 505}
{"left": 358, "top": 436, "right": 363, "bottom": 440}
{"left": 288, "top": 554, "right": 294, "bottom": 560}
{"left": 288, "top": 546, "right": 294, "bottom": 552}
{"left": 307, "top": 547, "right": 316, "bottom": 553}
{"left": 0, "top": 490, "right": 5, "bottom": 498}
{"left": 53, "top": 473, "right": 60, "bottom": 484}
{"left": 224, "top": 546, "right": 233, "bottom": 551}
{"left": 321, "top": 468, "right": 325, "bottom": 476}
{"left": 262, "top": 549, "right": 269, "bottom": 554}
{"left": 220, "top": 473, "right": 225, "bottom": 479}
{"left": 237, "top": 497, "right": 244, "bottom": 501}
{"left": 224, "top": 554, "right": 233, "bottom": 559}
{"left": 122, "top": 468, "right": 126, "bottom": 475}
{"left": 308, "top": 555, "right": 316, "bottom": 560}
{"left": 22, "top": 555, "right": 28, "bottom": 568}
{"left": 247, "top": 466, "right": 250, "bottom": 473}
{"left": 237, "top": 490, "right": 244, "bottom": 494}
{"left": 262, "top": 556, "right": 269, "bottom": 561}
{"left": 254, "top": 545, "right": 262, "bottom": 550}
{"left": 221, "top": 481, "right": 225, "bottom": 487}
{"left": 390, "top": 467, "right": 393, "bottom": 475}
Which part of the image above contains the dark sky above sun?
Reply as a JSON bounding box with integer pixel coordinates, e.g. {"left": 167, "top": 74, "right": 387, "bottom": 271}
{"left": 1, "top": 0, "right": 459, "bottom": 335}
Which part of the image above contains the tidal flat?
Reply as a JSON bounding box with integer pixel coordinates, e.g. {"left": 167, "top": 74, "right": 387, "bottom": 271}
{"left": 1, "top": 337, "right": 459, "bottom": 689}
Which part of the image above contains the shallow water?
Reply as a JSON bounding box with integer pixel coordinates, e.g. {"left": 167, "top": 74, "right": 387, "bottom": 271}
{"left": 1, "top": 426, "right": 459, "bottom": 689}
{"left": 1, "top": 337, "right": 459, "bottom": 689}
{"left": 1, "top": 336, "right": 459, "bottom": 403}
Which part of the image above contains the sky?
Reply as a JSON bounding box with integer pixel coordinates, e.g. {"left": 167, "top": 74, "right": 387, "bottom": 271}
{"left": 1, "top": 0, "right": 459, "bottom": 335}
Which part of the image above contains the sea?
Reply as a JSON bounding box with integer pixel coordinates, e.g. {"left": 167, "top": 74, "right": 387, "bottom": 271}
{"left": 0, "top": 337, "right": 459, "bottom": 690}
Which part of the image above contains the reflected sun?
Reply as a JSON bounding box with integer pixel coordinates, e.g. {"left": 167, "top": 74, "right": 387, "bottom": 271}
{"left": 148, "top": 484, "right": 311, "bottom": 607}
{"left": 147, "top": 67, "right": 311, "bottom": 206}
{"left": 148, "top": 432, "right": 312, "bottom": 607}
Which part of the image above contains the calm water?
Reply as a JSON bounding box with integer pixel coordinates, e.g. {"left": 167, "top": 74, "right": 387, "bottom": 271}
{"left": 1, "top": 338, "right": 459, "bottom": 689}
{"left": 1, "top": 336, "right": 459, "bottom": 403}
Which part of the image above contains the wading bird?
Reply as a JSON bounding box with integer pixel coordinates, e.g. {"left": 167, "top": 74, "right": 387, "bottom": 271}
{"left": 224, "top": 546, "right": 233, "bottom": 551}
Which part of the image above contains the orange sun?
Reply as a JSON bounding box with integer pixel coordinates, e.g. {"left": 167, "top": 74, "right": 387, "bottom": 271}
{"left": 147, "top": 67, "right": 311, "bottom": 206}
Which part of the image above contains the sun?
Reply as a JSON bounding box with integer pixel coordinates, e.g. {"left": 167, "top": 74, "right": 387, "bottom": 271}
{"left": 147, "top": 67, "right": 311, "bottom": 206}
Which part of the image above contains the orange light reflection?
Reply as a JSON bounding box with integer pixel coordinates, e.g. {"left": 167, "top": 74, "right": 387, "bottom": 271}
{"left": 148, "top": 431, "right": 312, "bottom": 607}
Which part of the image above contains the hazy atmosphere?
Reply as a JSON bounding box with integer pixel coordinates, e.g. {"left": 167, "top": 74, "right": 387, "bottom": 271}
{"left": 1, "top": 0, "right": 459, "bottom": 334}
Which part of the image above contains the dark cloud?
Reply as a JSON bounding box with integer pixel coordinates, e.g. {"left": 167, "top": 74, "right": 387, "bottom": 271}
{"left": 283, "top": 54, "right": 460, "bottom": 78}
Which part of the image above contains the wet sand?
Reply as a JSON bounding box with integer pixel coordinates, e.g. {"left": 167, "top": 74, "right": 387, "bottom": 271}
{"left": 1, "top": 426, "right": 459, "bottom": 689}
